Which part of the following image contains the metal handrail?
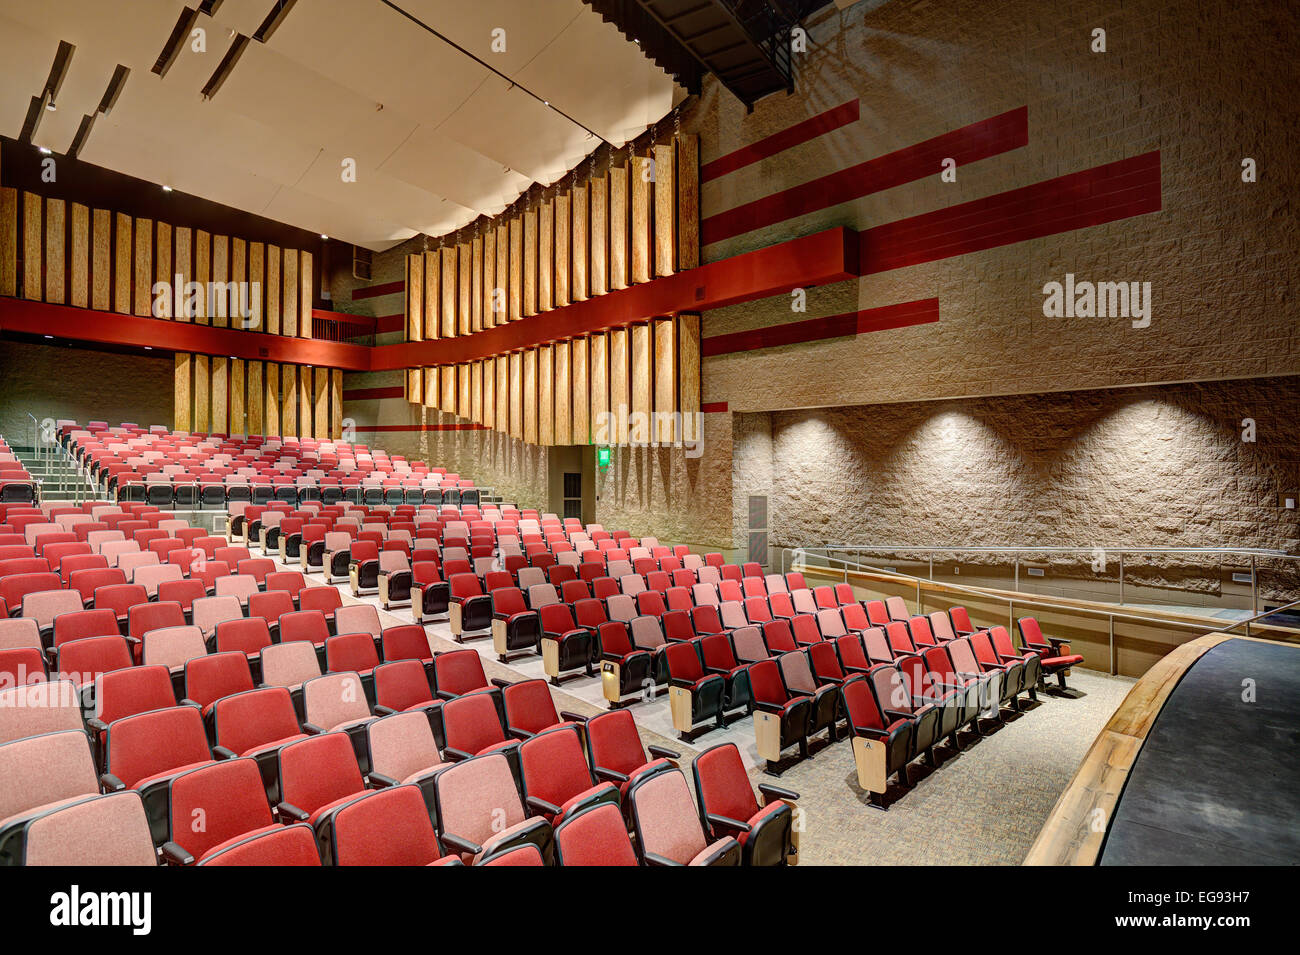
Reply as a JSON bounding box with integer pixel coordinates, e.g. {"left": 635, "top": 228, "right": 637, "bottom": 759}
{"left": 783, "top": 543, "right": 1298, "bottom": 619}
{"left": 780, "top": 549, "right": 1299, "bottom": 675}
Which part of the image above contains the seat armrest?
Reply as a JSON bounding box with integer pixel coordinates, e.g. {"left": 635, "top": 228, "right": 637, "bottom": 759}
{"left": 160, "top": 841, "right": 195, "bottom": 866}
{"left": 85, "top": 716, "right": 109, "bottom": 734}
{"left": 852, "top": 725, "right": 889, "bottom": 741}
{"left": 213, "top": 745, "right": 239, "bottom": 760}
{"left": 438, "top": 831, "right": 483, "bottom": 856}
{"left": 754, "top": 701, "right": 784, "bottom": 715}
{"left": 302, "top": 721, "right": 327, "bottom": 735}
{"left": 489, "top": 677, "right": 512, "bottom": 689}
{"left": 559, "top": 710, "right": 587, "bottom": 725}
{"left": 884, "top": 708, "right": 914, "bottom": 722}
{"left": 593, "top": 766, "right": 629, "bottom": 784}
{"left": 646, "top": 744, "right": 680, "bottom": 761}
{"left": 669, "top": 677, "right": 695, "bottom": 690}
{"left": 642, "top": 850, "right": 684, "bottom": 867}
{"left": 99, "top": 772, "right": 125, "bottom": 792}
{"left": 525, "top": 795, "right": 562, "bottom": 817}
{"left": 443, "top": 746, "right": 474, "bottom": 761}
{"left": 758, "top": 783, "right": 800, "bottom": 803}
{"left": 373, "top": 704, "right": 398, "bottom": 716}
{"left": 367, "top": 771, "right": 399, "bottom": 788}
{"left": 706, "top": 812, "right": 752, "bottom": 834}
{"left": 277, "top": 801, "right": 309, "bottom": 822}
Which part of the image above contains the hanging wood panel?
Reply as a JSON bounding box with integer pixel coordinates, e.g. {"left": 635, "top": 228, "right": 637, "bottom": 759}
{"left": 314, "top": 367, "right": 329, "bottom": 438}
{"left": 230, "top": 358, "right": 246, "bottom": 436}
{"left": 655, "top": 142, "right": 676, "bottom": 277}
{"left": 608, "top": 164, "right": 628, "bottom": 291}
{"left": 553, "top": 340, "right": 571, "bottom": 445}
{"left": 247, "top": 361, "right": 264, "bottom": 436}
{"left": 282, "top": 249, "right": 298, "bottom": 337}
{"left": 23, "top": 192, "right": 41, "bottom": 300}
{"left": 631, "top": 322, "right": 652, "bottom": 443}
{"left": 631, "top": 154, "right": 651, "bottom": 285}
{"left": 538, "top": 344, "right": 554, "bottom": 446}
{"left": 654, "top": 317, "right": 677, "bottom": 444}
{"left": 509, "top": 352, "right": 523, "bottom": 440}
{"left": 589, "top": 332, "right": 608, "bottom": 445}
{"left": 212, "top": 235, "right": 229, "bottom": 327}
{"left": 173, "top": 354, "right": 192, "bottom": 432}
{"left": 523, "top": 206, "right": 538, "bottom": 317}
{"left": 44, "top": 198, "right": 65, "bottom": 304}
{"left": 406, "top": 254, "right": 423, "bottom": 402}
{"left": 493, "top": 222, "right": 508, "bottom": 326}
{"left": 151, "top": 222, "right": 171, "bottom": 318}
{"left": 508, "top": 217, "right": 522, "bottom": 321}
{"left": 555, "top": 192, "right": 570, "bottom": 308}
{"left": 677, "top": 133, "right": 700, "bottom": 270}
{"left": 300, "top": 251, "right": 312, "bottom": 338}
{"left": 539, "top": 198, "right": 553, "bottom": 312}
{"left": 248, "top": 242, "right": 263, "bottom": 332}
{"left": 265, "top": 245, "right": 280, "bottom": 335}
{"left": 457, "top": 363, "right": 471, "bottom": 420}
{"left": 70, "top": 202, "right": 88, "bottom": 308}
{"left": 571, "top": 336, "right": 589, "bottom": 445}
{"left": 482, "top": 229, "right": 496, "bottom": 330}
{"left": 441, "top": 246, "right": 457, "bottom": 338}
{"left": 295, "top": 366, "right": 311, "bottom": 437}
{"left": 331, "top": 369, "right": 344, "bottom": 439}
{"left": 458, "top": 241, "right": 471, "bottom": 335}
{"left": 91, "top": 208, "right": 110, "bottom": 310}
{"left": 194, "top": 354, "right": 211, "bottom": 432}
{"left": 495, "top": 355, "right": 509, "bottom": 434}
{"left": 523, "top": 348, "right": 538, "bottom": 444}
{"left": 194, "top": 230, "right": 210, "bottom": 324}
{"left": 608, "top": 327, "right": 629, "bottom": 444}
{"left": 441, "top": 364, "right": 456, "bottom": 414}
{"left": 0, "top": 187, "right": 16, "bottom": 298}
{"left": 211, "top": 356, "right": 229, "bottom": 433}
{"left": 471, "top": 360, "right": 482, "bottom": 424}
{"left": 281, "top": 364, "right": 298, "bottom": 436}
{"left": 175, "top": 227, "right": 192, "bottom": 321}
{"left": 263, "top": 361, "right": 280, "bottom": 437}
{"left": 114, "top": 212, "right": 131, "bottom": 313}
{"left": 471, "top": 235, "right": 483, "bottom": 333}
{"left": 679, "top": 312, "right": 701, "bottom": 444}
{"left": 571, "top": 183, "right": 588, "bottom": 302}
{"left": 132, "top": 216, "right": 151, "bottom": 316}
{"left": 481, "top": 359, "right": 494, "bottom": 429}
{"left": 232, "top": 238, "right": 247, "bottom": 329}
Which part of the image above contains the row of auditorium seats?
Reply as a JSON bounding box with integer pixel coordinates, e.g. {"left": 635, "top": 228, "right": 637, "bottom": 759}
{"left": 58, "top": 421, "right": 478, "bottom": 508}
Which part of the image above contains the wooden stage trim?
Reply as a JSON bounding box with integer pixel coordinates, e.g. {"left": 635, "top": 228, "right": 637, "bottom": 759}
{"left": 1023, "top": 633, "right": 1242, "bottom": 866}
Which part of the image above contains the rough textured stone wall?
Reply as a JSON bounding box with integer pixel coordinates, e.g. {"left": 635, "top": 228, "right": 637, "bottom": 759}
{"left": 749, "top": 376, "right": 1299, "bottom": 599}
{"left": 688, "top": 0, "right": 1298, "bottom": 412}
{"left": 0, "top": 340, "right": 174, "bottom": 448}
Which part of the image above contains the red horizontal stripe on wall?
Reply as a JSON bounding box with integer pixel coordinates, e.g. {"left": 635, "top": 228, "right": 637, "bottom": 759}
{"left": 701, "top": 106, "right": 1029, "bottom": 246}
{"left": 701, "top": 100, "right": 860, "bottom": 182}
{"left": 374, "top": 314, "right": 405, "bottom": 334}
{"left": 859, "top": 151, "right": 1162, "bottom": 274}
{"left": 702, "top": 298, "right": 939, "bottom": 357}
{"left": 353, "top": 423, "right": 487, "bottom": 432}
{"left": 700, "top": 402, "right": 729, "bottom": 414}
{"left": 351, "top": 280, "right": 405, "bottom": 301}
{"left": 342, "top": 386, "right": 405, "bottom": 401}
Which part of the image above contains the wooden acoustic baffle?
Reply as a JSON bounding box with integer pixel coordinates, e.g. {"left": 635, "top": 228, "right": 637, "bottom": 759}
{"left": 406, "top": 253, "right": 423, "bottom": 402}
{"left": 630, "top": 152, "right": 651, "bottom": 285}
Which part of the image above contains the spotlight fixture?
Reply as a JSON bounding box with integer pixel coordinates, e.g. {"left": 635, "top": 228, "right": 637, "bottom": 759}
{"left": 162, "top": 185, "right": 173, "bottom": 192}
{"left": 46, "top": 101, "right": 57, "bottom": 112}
{"left": 38, "top": 146, "right": 51, "bottom": 154}
{"left": 320, "top": 234, "right": 328, "bottom": 240}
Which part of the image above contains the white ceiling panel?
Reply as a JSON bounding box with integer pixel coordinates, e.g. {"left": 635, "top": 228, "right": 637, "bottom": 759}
{"left": 0, "top": 0, "right": 683, "bottom": 250}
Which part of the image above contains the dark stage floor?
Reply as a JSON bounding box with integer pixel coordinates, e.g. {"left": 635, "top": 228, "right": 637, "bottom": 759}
{"left": 1101, "top": 638, "right": 1300, "bottom": 865}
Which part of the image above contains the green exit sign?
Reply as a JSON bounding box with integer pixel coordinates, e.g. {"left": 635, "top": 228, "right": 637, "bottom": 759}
{"left": 596, "top": 447, "right": 611, "bottom": 469}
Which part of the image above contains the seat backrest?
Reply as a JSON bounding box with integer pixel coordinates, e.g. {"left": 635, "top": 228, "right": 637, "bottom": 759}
{"left": 502, "top": 679, "right": 561, "bottom": 736}
{"left": 432, "top": 648, "right": 487, "bottom": 696}
{"left": 331, "top": 785, "right": 444, "bottom": 866}
{"left": 142, "top": 625, "right": 207, "bottom": 672}
{"left": 554, "top": 801, "right": 638, "bottom": 866}
{"left": 842, "top": 674, "right": 886, "bottom": 733}
{"left": 691, "top": 742, "right": 759, "bottom": 827}
{"left": 518, "top": 725, "right": 594, "bottom": 808}
{"left": 442, "top": 691, "right": 507, "bottom": 754}
{"left": 629, "top": 769, "right": 707, "bottom": 864}
{"left": 433, "top": 752, "right": 525, "bottom": 848}
{"left": 20, "top": 791, "right": 158, "bottom": 867}
{"left": 303, "top": 672, "right": 371, "bottom": 730}
{"left": 168, "top": 758, "right": 273, "bottom": 860}
{"left": 277, "top": 732, "right": 364, "bottom": 817}
{"left": 260, "top": 640, "right": 322, "bottom": 689}
{"left": 183, "top": 651, "right": 254, "bottom": 710}
{"left": 777, "top": 649, "right": 818, "bottom": 694}
{"left": 334, "top": 604, "right": 381, "bottom": 639}
{"left": 885, "top": 596, "right": 910, "bottom": 621}
{"left": 0, "top": 729, "right": 99, "bottom": 823}
{"left": 104, "top": 705, "right": 210, "bottom": 789}
{"left": 212, "top": 687, "right": 301, "bottom": 755}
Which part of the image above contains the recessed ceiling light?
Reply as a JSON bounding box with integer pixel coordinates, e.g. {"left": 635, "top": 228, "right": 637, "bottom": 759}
{"left": 320, "top": 234, "right": 328, "bottom": 240}
{"left": 38, "top": 146, "right": 51, "bottom": 155}
{"left": 144, "top": 346, "right": 153, "bottom": 350}
{"left": 162, "top": 185, "right": 173, "bottom": 192}
{"left": 44, "top": 335, "right": 53, "bottom": 339}
{"left": 543, "top": 101, "right": 549, "bottom": 107}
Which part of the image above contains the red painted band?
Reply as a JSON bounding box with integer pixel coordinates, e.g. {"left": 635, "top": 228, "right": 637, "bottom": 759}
{"left": 351, "top": 280, "right": 405, "bottom": 301}
{"left": 700, "top": 100, "right": 861, "bottom": 182}
{"left": 352, "top": 423, "right": 488, "bottom": 432}
{"left": 342, "top": 387, "right": 405, "bottom": 401}
{"left": 700, "top": 402, "right": 729, "bottom": 414}
{"left": 859, "top": 151, "right": 1162, "bottom": 274}
{"left": 702, "top": 297, "right": 939, "bottom": 357}
{"left": 701, "top": 106, "right": 1029, "bottom": 246}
